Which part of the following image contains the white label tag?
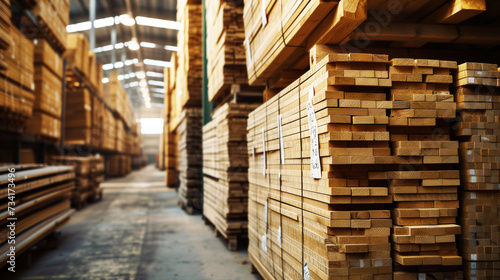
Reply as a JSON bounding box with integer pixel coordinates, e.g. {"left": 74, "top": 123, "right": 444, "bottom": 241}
{"left": 470, "top": 262, "right": 477, "bottom": 269}
{"left": 469, "top": 169, "right": 475, "bottom": 175}
{"left": 303, "top": 263, "right": 310, "bottom": 280}
{"left": 309, "top": 85, "right": 315, "bottom": 100}
{"left": 264, "top": 201, "right": 268, "bottom": 223}
{"left": 307, "top": 100, "right": 321, "bottom": 179}
{"left": 262, "top": 127, "right": 266, "bottom": 176}
{"left": 468, "top": 77, "right": 475, "bottom": 83}
{"left": 477, "top": 71, "right": 483, "bottom": 76}
{"left": 278, "top": 115, "right": 285, "bottom": 164}
{"left": 278, "top": 170, "right": 281, "bottom": 179}
{"left": 471, "top": 176, "right": 477, "bottom": 183}
{"left": 261, "top": 0, "right": 267, "bottom": 27}
{"left": 360, "top": 260, "right": 364, "bottom": 268}
{"left": 278, "top": 226, "right": 282, "bottom": 248}
{"left": 471, "top": 254, "right": 477, "bottom": 260}
{"left": 418, "top": 273, "right": 426, "bottom": 280}
{"left": 470, "top": 192, "right": 476, "bottom": 199}
{"left": 261, "top": 232, "right": 267, "bottom": 253}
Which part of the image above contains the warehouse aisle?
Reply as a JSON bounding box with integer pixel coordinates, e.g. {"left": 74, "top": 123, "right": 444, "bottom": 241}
{"left": 10, "top": 165, "right": 258, "bottom": 280}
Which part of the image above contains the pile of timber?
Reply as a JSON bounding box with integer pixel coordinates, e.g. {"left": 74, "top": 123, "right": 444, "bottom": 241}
{"left": 29, "top": 0, "right": 69, "bottom": 52}
{"left": 454, "top": 62, "right": 500, "bottom": 279}
{"left": 49, "top": 156, "right": 104, "bottom": 209}
{"left": 0, "top": 164, "right": 75, "bottom": 267}
{"left": 206, "top": 0, "right": 249, "bottom": 103}
{"left": 242, "top": 0, "right": 498, "bottom": 88}
{"left": 100, "top": 108, "right": 116, "bottom": 152}
{"left": 203, "top": 103, "right": 258, "bottom": 250}
{"left": 0, "top": 0, "right": 11, "bottom": 53}
{"left": 64, "top": 88, "right": 92, "bottom": 146}
{"left": 178, "top": 108, "right": 202, "bottom": 213}
{"left": 163, "top": 67, "right": 179, "bottom": 187}
{"left": 0, "top": 26, "right": 35, "bottom": 134}
{"left": 105, "top": 155, "right": 131, "bottom": 178}
{"left": 91, "top": 96, "right": 103, "bottom": 149}
{"left": 247, "top": 50, "right": 465, "bottom": 280}
{"left": 176, "top": 0, "right": 202, "bottom": 108}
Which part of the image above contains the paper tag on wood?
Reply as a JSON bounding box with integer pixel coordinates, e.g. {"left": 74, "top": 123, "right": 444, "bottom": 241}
{"left": 261, "top": 0, "right": 267, "bottom": 27}
{"left": 264, "top": 201, "right": 268, "bottom": 223}
{"left": 278, "top": 114, "right": 285, "bottom": 164}
{"left": 418, "top": 273, "right": 426, "bottom": 280}
{"left": 278, "top": 226, "right": 282, "bottom": 248}
{"left": 303, "top": 263, "right": 310, "bottom": 280}
{"left": 262, "top": 127, "right": 266, "bottom": 176}
{"left": 471, "top": 254, "right": 477, "bottom": 260}
{"left": 468, "top": 77, "right": 475, "bottom": 84}
{"left": 307, "top": 100, "right": 321, "bottom": 179}
{"left": 309, "top": 85, "right": 315, "bottom": 100}
{"left": 261, "top": 232, "right": 267, "bottom": 253}
{"left": 470, "top": 192, "right": 476, "bottom": 199}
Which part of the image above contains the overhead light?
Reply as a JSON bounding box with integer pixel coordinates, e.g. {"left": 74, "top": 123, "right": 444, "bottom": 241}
{"left": 137, "top": 71, "right": 146, "bottom": 79}
{"left": 114, "top": 61, "right": 124, "bottom": 68}
{"left": 140, "top": 42, "right": 156, "bottom": 48}
{"left": 119, "top": 14, "right": 135, "bottom": 26}
{"left": 148, "top": 80, "right": 165, "bottom": 87}
{"left": 135, "top": 16, "right": 181, "bottom": 30}
{"left": 144, "top": 59, "right": 171, "bottom": 68}
{"left": 139, "top": 79, "right": 147, "bottom": 87}
{"left": 129, "top": 37, "right": 140, "bottom": 51}
{"left": 164, "top": 45, "right": 179, "bottom": 52}
{"left": 102, "top": 77, "right": 109, "bottom": 83}
{"left": 151, "top": 88, "right": 165, "bottom": 93}
{"left": 146, "top": 71, "right": 164, "bottom": 78}
{"left": 129, "top": 81, "right": 139, "bottom": 87}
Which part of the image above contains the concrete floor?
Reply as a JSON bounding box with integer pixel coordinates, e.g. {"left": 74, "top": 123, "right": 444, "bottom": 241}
{"left": 6, "top": 165, "right": 259, "bottom": 280}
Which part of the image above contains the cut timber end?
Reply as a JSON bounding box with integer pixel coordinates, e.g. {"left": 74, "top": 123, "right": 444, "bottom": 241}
{"left": 422, "top": 0, "right": 487, "bottom": 24}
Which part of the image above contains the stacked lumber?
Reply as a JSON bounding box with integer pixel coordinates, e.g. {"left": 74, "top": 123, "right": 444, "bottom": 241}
{"left": 103, "top": 71, "right": 133, "bottom": 128}
{"left": 0, "top": 26, "right": 35, "bottom": 133}
{"left": 30, "top": 0, "right": 69, "bottom": 51}
{"left": 105, "top": 155, "right": 131, "bottom": 178}
{"left": 176, "top": 0, "right": 202, "bottom": 108}
{"left": 203, "top": 103, "right": 258, "bottom": 249}
{"left": 116, "top": 119, "right": 126, "bottom": 153}
{"left": 49, "top": 156, "right": 104, "bottom": 209}
{"left": 64, "top": 34, "right": 89, "bottom": 76}
{"left": 454, "top": 62, "right": 500, "bottom": 280}
{"left": 177, "top": 108, "right": 202, "bottom": 213}
{"left": 100, "top": 108, "right": 116, "bottom": 151}
{"left": 163, "top": 65, "right": 179, "bottom": 186}
{"left": 206, "top": 0, "right": 249, "bottom": 102}
{"left": 91, "top": 96, "right": 103, "bottom": 149}
{"left": 64, "top": 88, "right": 92, "bottom": 146}
{"left": 247, "top": 50, "right": 469, "bottom": 280}
{"left": 0, "top": 164, "right": 75, "bottom": 267}
{"left": 0, "top": 0, "right": 11, "bottom": 53}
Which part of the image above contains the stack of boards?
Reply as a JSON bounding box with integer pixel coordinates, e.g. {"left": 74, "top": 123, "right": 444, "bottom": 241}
{"left": 0, "top": 164, "right": 75, "bottom": 267}
{"left": 247, "top": 50, "right": 467, "bottom": 280}
{"left": 177, "top": 108, "right": 202, "bottom": 213}
{"left": 176, "top": 0, "right": 202, "bottom": 108}
{"left": 205, "top": 0, "right": 248, "bottom": 103}
{"left": 0, "top": 26, "right": 35, "bottom": 134}
{"left": 49, "top": 156, "right": 104, "bottom": 209}
{"left": 105, "top": 155, "right": 131, "bottom": 178}
{"left": 30, "top": 0, "right": 69, "bottom": 51}
{"left": 64, "top": 88, "right": 92, "bottom": 146}
{"left": 203, "top": 103, "right": 258, "bottom": 249}
{"left": 454, "top": 63, "right": 500, "bottom": 280}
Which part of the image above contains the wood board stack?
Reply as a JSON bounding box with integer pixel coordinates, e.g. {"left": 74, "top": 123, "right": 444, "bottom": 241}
{"left": 248, "top": 53, "right": 395, "bottom": 280}
{"left": 164, "top": 66, "right": 179, "bottom": 186}
{"left": 64, "top": 34, "right": 89, "bottom": 76}
{"left": 177, "top": 108, "right": 202, "bottom": 213}
{"left": 103, "top": 72, "right": 124, "bottom": 115}
{"left": 30, "top": 0, "right": 69, "bottom": 52}
{"left": 105, "top": 155, "right": 131, "bottom": 178}
{"left": 64, "top": 88, "right": 92, "bottom": 146}
{"left": 454, "top": 62, "right": 500, "bottom": 280}
{"left": 176, "top": 1, "right": 202, "bottom": 109}
{"left": 0, "top": 164, "right": 75, "bottom": 267}
{"left": 49, "top": 156, "right": 104, "bottom": 209}
{"left": 91, "top": 95, "right": 103, "bottom": 149}
{"left": 0, "top": 0, "right": 11, "bottom": 54}
{"left": 203, "top": 103, "right": 259, "bottom": 249}
{"left": 0, "top": 26, "right": 35, "bottom": 133}
{"left": 116, "top": 119, "right": 126, "bottom": 154}
{"left": 206, "top": 0, "right": 250, "bottom": 103}
{"left": 385, "top": 58, "right": 462, "bottom": 280}
{"left": 100, "top": 107, "right": 116, "bottom": 151}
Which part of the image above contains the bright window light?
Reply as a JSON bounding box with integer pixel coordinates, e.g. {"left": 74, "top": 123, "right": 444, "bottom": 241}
{"left": 164, "top": 45, "right": 179, "bottom": 51}
{"left": 135, "top": 17, "right": 181, "bottom": 30}
{"left": 146, "top": 71, "right": 164, "bottom": 78}
{"left": 144, "top": 59, "right": 171, "bottom": 67}
{"left": 148, "top": 80, "right": 165, "bottom": 87}
{"left": 139, "top": 118, "right": 163, "bottom": 134}
{"left": 129, "top": 37, "right": 140, "bottom": 50}
{"left": 140, "top": 42, "right": 156, "bottom": 48}
{"left": 102, "top": 63, "right": 113, "bottom": 70}
{"left": 102, "top": 77, "right": 109, "bottom": 83}
{"left": 114, "top": 61, "right": 124, "bottom": 68}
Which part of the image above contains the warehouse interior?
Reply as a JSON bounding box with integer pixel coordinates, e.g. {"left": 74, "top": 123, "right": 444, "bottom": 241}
{"left": 1, "top": 0, "right": 500, "bottom": 279}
